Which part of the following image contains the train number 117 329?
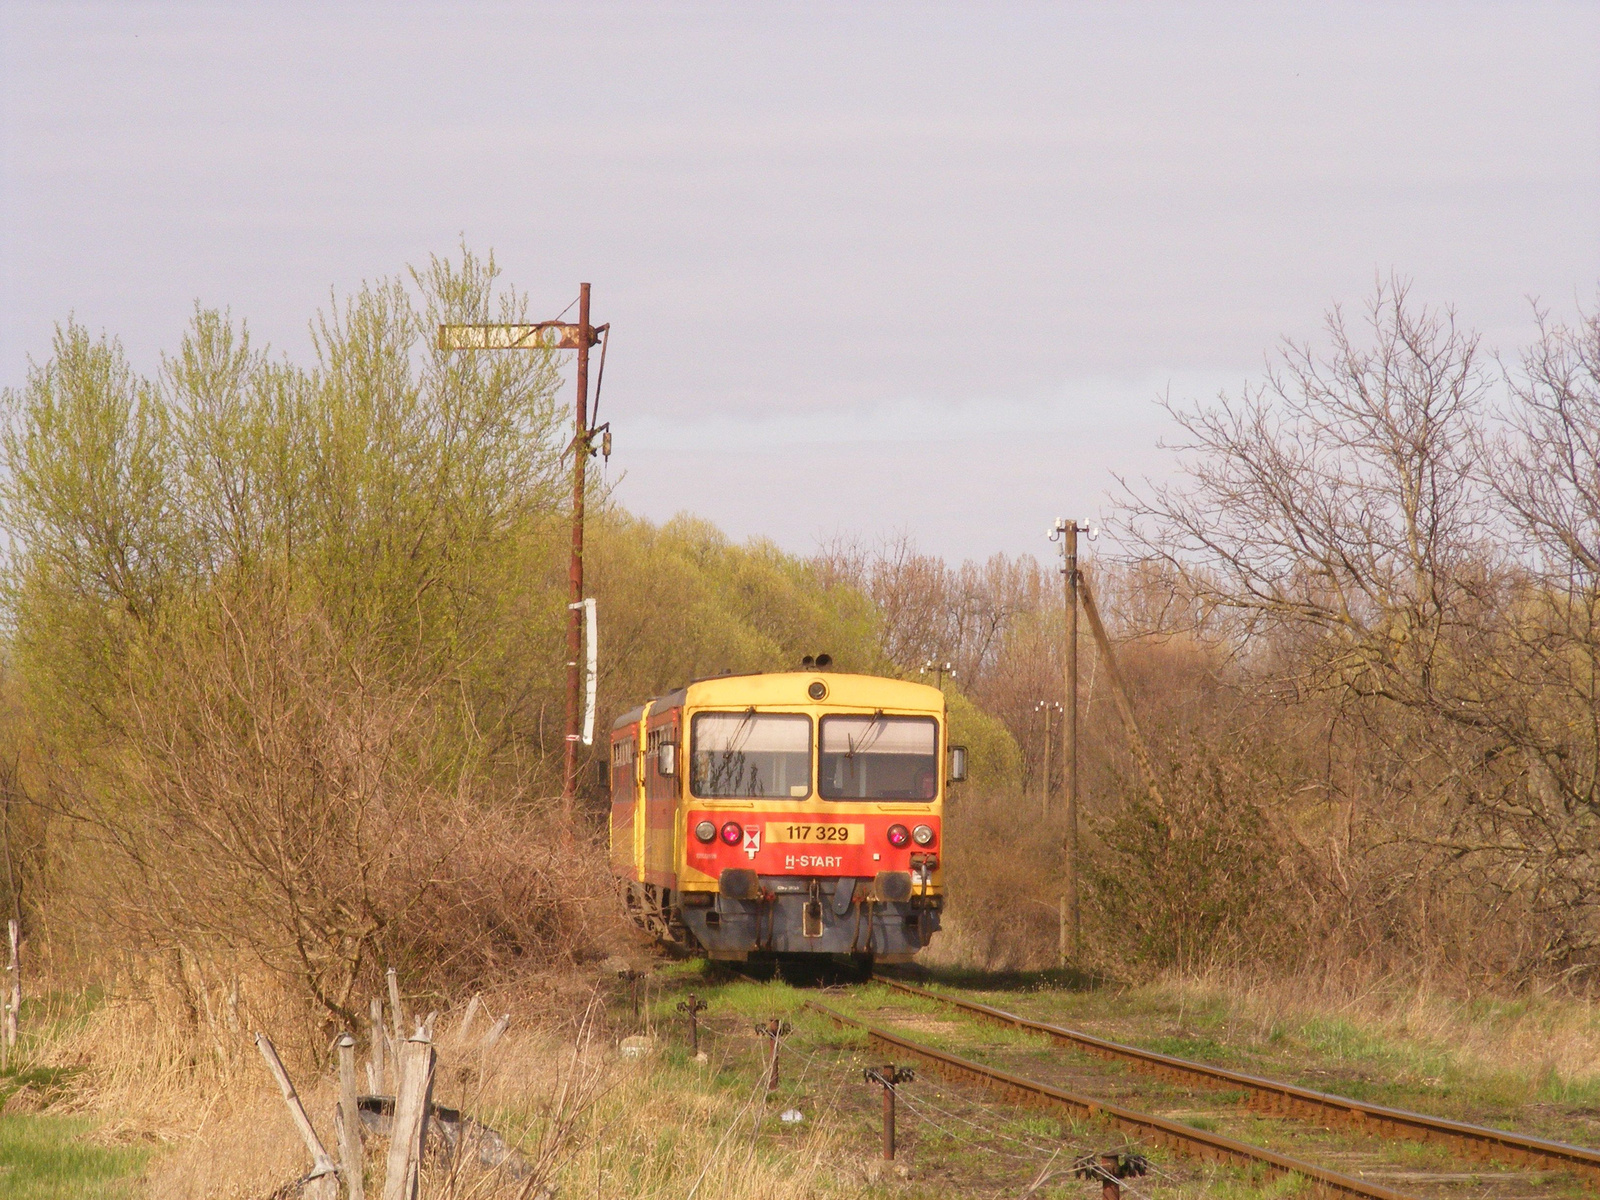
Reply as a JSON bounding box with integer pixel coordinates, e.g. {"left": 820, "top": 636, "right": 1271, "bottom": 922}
{"left": 766, "top": 823, "right": 865, "bottom": 845}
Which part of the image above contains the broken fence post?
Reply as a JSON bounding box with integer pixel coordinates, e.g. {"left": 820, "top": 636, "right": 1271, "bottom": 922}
{"left": 386, "top": 968, "right": 404, "bottom": 1046}
{"left": 479, "top": 1013, "right": 510, "bottom": 1052}
{"left": 455, "top": 994, "right": 482, "bottom": 1048}
{"left": 381, "top": 1030, "right": 436, "bottom": 1200}
{"left": 253, "top": 1033, "right": 339, "bottom": 1200}
{"left": 336, "top": 1033, "right": 365, "bottom": 1200}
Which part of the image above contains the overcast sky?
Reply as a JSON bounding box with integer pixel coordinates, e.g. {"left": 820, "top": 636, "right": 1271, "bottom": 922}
{"left": 3, "top": 2, "right": 1597, "bottom": 561}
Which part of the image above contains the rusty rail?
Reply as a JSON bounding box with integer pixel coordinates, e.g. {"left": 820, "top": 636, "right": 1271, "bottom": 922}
{"left": 806, "top": 1000, "right": 1415, "bottom": 1200}
{"left": 881, "top": 978, "right": 1600, "bottom": 1181}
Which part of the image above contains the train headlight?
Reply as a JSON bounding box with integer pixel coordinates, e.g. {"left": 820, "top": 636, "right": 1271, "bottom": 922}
{"left": 694, "top": 820, "right": 717, "bottom": 844}
{"left": 886, "top": 823, "right": 910, "bottom": 848}
{"left": 912, "top": 824, "right": 936, "bottom": 847}
{"left": 720, "top": 821, "right": 744, "bottom": 846}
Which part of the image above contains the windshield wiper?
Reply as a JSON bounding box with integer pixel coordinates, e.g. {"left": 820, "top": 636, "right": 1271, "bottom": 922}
{"left": 844, "top": 716, "right": 888, "bottom": 759}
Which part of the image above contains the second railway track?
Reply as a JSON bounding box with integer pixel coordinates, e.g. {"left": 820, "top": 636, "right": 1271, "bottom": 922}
{"left": 877, "top": 977, "right": 1600, "bottom": 1184}
{"left": 808, "top": 998, "right": 1418, "bottom": 1200}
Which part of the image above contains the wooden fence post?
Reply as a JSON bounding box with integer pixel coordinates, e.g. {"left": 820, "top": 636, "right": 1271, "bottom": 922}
{"left": 382, "top": 1032, "right": 435, "bottom": 1200}
{"left": 254, "top": 1033, "right": 339, "bottom": 1200}
{"left": 480, "top": 1014, "right": 510, "bottom": 1052}
{"left": 368, "top": 997, "right": 386, "bottom": 1094}
{"left": 336, "top": 1033, "right": 365, "bottom": 1200}
{"left": 455, "top": 994, "right": 482, "bottom": 1050}
{"left": 385, "top": 968, "right": 404, "bottom": 1046}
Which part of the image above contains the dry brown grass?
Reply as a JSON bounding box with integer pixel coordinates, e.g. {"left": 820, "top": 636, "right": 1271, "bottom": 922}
{"left": 29, "top": 967, "right": 861, "bottom": 1200}
{"left": 924, "top": 791, "right": 1062, "bottom": 972}
{"left": 1152, "top": 961, "right": 1600, "bottom": 1091}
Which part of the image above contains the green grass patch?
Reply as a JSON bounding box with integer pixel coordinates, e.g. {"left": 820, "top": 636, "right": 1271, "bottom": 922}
{"left": 0, "top": 1115, "right": 146, "bottom": 1200}
{"left": 910, "top": 963, "right": 1107, "bottom": 993}
{"left": 1200, "top": 1166, "right": 1313, "bottom": 1198}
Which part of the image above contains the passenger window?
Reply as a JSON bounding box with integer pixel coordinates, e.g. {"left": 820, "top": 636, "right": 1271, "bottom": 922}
{"left": 690, "top": 712, "right": 812, "bottom": 799}
{"left": 819, "top": 715, "right": 938, "bottom": 800}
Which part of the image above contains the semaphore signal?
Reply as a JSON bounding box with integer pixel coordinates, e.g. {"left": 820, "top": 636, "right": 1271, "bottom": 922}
{"left": 437, "top": 284, "right": 611, "bottom": 826}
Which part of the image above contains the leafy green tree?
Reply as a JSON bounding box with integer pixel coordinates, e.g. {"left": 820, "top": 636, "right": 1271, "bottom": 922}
{"left": 1, "top": 250, "right": 581, "bottom": 1018}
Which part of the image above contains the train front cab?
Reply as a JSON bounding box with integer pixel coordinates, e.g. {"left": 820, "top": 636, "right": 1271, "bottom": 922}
{"left": 609, "top": 672, "right": 961, "bottom": 963}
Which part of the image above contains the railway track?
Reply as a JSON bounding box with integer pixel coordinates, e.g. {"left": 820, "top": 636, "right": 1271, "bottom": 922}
{"left": 879, "top": 978, "right": 1600, "bottom": 1184}
{"left": 807, "top": 998, "right": 1417, "bottom": 1200}
{"left": 644, "top": 962, "right": 1598, "bottom": 1196}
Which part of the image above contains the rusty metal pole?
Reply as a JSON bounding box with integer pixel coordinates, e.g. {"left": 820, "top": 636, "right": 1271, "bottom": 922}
{"left": 1058, "top": 519, "right": 1080, "bottom": 965}
{"left": 618, "top": 967, "right": 643, "bottom": 1027}
{"left": 1100, "top": 1153, "right": 1121, "bottom": 1200}
{"left": 766, "top": 1018, "right": 781, "bottom": 1090}
{"left": 562, "top": 284, "right": 593, "bottom": 826}
{"left": 882, "top": 1069, "right": 896, "bottom": 1159}
{"left": 864, "top": 1065, "right": 912, "bottom": 1159}
{"left": 678, "top": 994, "right": 707, "bottom": 1056}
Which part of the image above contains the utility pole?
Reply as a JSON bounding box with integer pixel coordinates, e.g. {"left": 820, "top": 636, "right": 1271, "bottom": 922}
{"left": 437, "top": 287, "right": 609, "bottom": 824}
{"left": 1050, "top": 518, "right": 1082, "bottom": 964}
{"left": 1033, "top": 700, "right": 1060, "bottom": 818}
{"left": 564, "top": 284, "right": 594, "bottom": 823}
{"left": 919, "top": 660, "right": 955, "bottom": 690}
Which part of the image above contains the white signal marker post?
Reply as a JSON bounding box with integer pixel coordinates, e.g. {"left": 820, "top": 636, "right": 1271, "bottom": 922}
{"left": 572, "top": 597, "right": 597, "bottom": 746}
{"left": 439, "top": 286, "right": 609, "bottom": 825}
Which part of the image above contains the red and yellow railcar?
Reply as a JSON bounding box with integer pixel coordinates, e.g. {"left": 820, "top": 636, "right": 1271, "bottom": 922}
{"left": 609, "top": 669, "right": 964, "bottom": 963}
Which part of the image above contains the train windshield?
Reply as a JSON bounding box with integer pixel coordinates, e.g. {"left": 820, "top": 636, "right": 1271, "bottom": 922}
{"left": 691, "top": 712, "right": 813, "bottom": 798}
{"left": 819, "top": 715, "right": 939, "bottom": 800}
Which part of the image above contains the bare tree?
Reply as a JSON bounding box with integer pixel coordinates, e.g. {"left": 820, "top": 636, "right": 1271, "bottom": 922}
{"left": 1475, "top": 302, "right": 1600, "bottom": 919}
{"left": 815, "top": 533, "right": 1052, "bottom": 694}
{"left": 1122, "top": 278, "right": 1496, "bottom": 719}
{"left": 1119, "top": 280, "right": 1600, "bottom": 971}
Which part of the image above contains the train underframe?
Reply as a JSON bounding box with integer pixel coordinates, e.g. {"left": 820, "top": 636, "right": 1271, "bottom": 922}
{"left": 622, "top": 877, "right": 941, "bottom": 962}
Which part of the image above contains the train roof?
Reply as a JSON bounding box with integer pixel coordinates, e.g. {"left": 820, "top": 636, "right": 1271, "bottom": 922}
{"left": 611, "top": 672, "right": 944, "bottom": 729}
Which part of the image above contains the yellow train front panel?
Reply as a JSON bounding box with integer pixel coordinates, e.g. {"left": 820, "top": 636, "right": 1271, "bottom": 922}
{"left": 609, "top": 671, "right": 953, "bottom": 961}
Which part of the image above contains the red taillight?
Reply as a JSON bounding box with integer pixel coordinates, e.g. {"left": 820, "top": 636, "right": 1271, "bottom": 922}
{"left": 720, "top": 821, "right": 744, "bottom": 845}
{"left": 886, "top": 823, "right": 910, "bottom": 848}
